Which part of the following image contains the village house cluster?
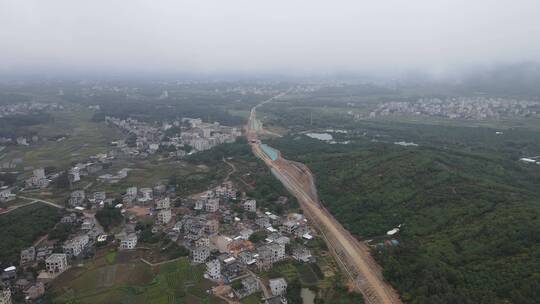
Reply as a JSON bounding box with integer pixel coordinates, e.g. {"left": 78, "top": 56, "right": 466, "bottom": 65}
{"left": 0, "top": 207, "right": 106, "bottom": 302}
{"left": 4, "top": 177, "right": 315, "bottom": 303}
{"left": 0, "top": 102, "right": 62, "bottom": 119}
{"left": 162, "top": 182, "right": 315, "bottom": 303}
{"left": 105, "top": 116, "right": 241, "bottom": 158}
{"left": 370, "top": 97, "right": 540, "bottom": 120}
{"left": 0, "top": 108, "right": 313, "bottom": 303}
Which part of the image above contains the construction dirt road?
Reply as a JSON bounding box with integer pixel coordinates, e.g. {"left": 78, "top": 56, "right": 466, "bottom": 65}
{"left": 246, "top": 94, "right": 402, "bottom": 304}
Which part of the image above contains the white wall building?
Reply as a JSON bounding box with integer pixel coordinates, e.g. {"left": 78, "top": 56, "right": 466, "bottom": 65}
{"left": 120, "top": 234, "right": 137, "bottom": 250}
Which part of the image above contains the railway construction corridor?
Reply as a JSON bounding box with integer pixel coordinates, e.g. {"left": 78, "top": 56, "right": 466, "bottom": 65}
{"left": 246, "top": 94, "right": 402, "bottom": 304}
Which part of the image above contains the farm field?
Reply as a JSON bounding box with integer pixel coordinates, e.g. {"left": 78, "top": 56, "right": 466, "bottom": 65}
{"left": 1, "top": 107, "right": 123, "bottom": 173}
{"left": 50, "top": 252, "right": 224, "bottom": 304}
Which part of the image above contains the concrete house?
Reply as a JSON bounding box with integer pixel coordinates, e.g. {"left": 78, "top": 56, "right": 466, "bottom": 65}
{"left": 26, "top": 168, "right": 49, "bottom": 189}
{"left": 20, "top": 247, "right": 35, "bottom": 265}
{"left": 239, "top": 229, "right": 254, "bottom": 240}
{"left": 23, "top": 282, "right": 45, "bottom": 301}
{"left": 256, "top": 216, "right": 271, "bottom": 228}
{"left": 195, "top": 237, "right": 210, "bottom": 248}
{"left": 93, "top": 192, "right": 106, "bottom": 203}
{"left": 119, "top": 233, "right": 138, "bottom": 250}
{"left": 234, "top": 275, "right": 260, "bottom": 299}
{"left": 62, "top": 235, "right": 90, "bottom": 257}
{"left": 292, "top": 245, "right": 312, "bottom": 263}
{"left": 192, "top": 246, "right": 210, "bottom": 264}
{"left": 206, "top": 259, "right": 222, "bottom": 280}
{"left": 155, "top": 197, "right": 170, "bottom": 210}
{"left": 68, "top": 190, "right": 86, "bottom": 207}
{"left": 194, "top": 200, "right": 204, "bottom": 210}
{"left": 156, "top": 209, "right": 172, "bottom": 224}
{"left": 269, "top": 277, "right": 287, "bottom": 296}
{"left": 205, "top": 219, "right": 219, "bottom": 234}
{"left": 0, "top": 188, "right": 15, "bottom": 203}
{"left": 0, "top": 282, "right": 11, "bottom": 304}
{"left": 138, "top": 188, "right": 153, "bottom": 203}
{"left": 205, "top": 198, "right": 219, "bottom": 212}
{"left": 46, "top": 254, "right": 68, "bottom": 275}
{"left": 243, "top": 199, "right": 256, "bottom": 212}
{"left": 68, "top": 167, "right": 81, "bottom": 183}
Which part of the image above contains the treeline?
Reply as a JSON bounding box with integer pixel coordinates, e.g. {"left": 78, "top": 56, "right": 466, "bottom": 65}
{"left": 95, "top": 205, "right": 123, "bottom": 231}
{"left": 0, "top": 113, "right": 52, "bottom": 138}
{"left": 91, "top": 100, "right": 244, "bottom": 126}
{"left": 186, "top": 138, "right": 251, "bottom": 166}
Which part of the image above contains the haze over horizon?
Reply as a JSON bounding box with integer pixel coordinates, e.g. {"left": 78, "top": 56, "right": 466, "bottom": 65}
{"left": 2, "top": 0, "right": 540, "bottom": 78}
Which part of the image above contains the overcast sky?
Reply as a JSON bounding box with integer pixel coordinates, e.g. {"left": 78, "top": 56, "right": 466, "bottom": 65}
{"left": 1, "top": 0, "right": 540, "bottom": 76}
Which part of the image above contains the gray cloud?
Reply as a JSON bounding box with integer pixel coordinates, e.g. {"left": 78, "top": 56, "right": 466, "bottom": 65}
{"left": 1, "top": 0, "right": 539, "bottom": 75}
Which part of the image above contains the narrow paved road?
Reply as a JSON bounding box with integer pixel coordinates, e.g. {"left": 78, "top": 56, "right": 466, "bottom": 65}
{"left": 0, "top": 196, "right": 64, "bottom": 215}
{"left": 222, "top": 157, "right": 237, "bottom": 182}
{"left": 246, "top": 92, "right": 402, "bottom": 304}
{"left": 18, "top": 196, "right": 65, "bottom": 209}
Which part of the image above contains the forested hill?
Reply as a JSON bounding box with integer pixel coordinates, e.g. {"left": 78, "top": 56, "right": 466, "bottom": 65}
{"left": 270, "top": 136, "right": 540, "bottom": 304}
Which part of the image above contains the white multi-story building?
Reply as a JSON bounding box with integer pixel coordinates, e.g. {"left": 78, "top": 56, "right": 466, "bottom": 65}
{"left": 206, "top": 259, "right": 221, "bottom": 280}
{"left": 205, "top": 198, "right": 219, "bottom": 212}
{"left": 243, "top": 199, "right": 256, "bottom": 212}
{"left": 45, "top": 254, "right": 68, "bottom": 275}
{"left": 156, "top": 209, "right": 172, "bottom": 224}
{"left": 62, "top": 235, "right": 89, "bottom": 257}
{"left": 155, "top": 197, "right": 170, "bottom": 210}
{"left": 269, "top": 277, "right": 287, "bottom": 296}
{"left": 119, "top": 233, "right": 137, "bottom": 250}
{"left": 192, "top": 246, "right": 210, "bottom": 264}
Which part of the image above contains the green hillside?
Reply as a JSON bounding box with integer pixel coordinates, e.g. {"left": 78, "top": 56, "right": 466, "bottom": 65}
{"left": 271, "top": 136, "right": 540, "bottom": 304}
